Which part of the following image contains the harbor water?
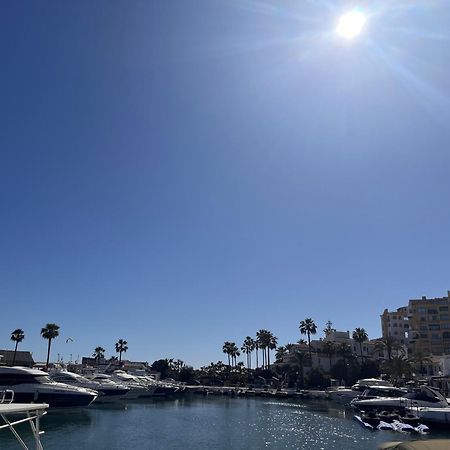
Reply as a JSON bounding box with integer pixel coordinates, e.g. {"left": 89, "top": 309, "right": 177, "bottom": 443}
{"left": 2, "top": 397, "right": 450, "bottom": 449}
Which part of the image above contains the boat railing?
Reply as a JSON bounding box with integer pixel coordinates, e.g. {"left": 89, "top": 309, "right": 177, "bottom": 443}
{"left": 0, "top": 389, "right": 14, "bottom": 404}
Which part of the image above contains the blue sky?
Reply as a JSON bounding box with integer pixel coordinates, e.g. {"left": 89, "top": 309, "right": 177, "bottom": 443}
{"left": 1, "top": 0, "right": 450, "bottom": 367}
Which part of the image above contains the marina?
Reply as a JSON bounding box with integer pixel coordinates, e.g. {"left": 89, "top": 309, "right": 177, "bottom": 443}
{"left": 2, "top": 395, "right": 450, "bottom": 450}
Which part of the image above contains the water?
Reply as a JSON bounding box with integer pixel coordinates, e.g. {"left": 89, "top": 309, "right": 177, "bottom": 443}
{"left": 1, "top": 397, "right": 449, "bottom": 449}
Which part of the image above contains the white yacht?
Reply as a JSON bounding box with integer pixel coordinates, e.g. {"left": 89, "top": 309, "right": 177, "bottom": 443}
{"left": 329, "top": 378, "right": 394, "bottom": 403}
{"left": 351, "top": 386, "right": 449, "bottom": 411}
{"left": 110, "top": 371, "right": 157, "bottom": 398}
{"left": 88, "top": 372, "right": 149, "bottom": 399}
{"left": 0, "top": 367, "right": 97, "bottom": 407}
{"left": 50, "top": 370, "right": 129, "bottom": 402}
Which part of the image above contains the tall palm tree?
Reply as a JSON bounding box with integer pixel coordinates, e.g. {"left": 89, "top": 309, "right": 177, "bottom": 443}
{"left": 267, "top": 332, "right": 278, "bottom": 368}
{"left": 10, "top": 329, "right": 25, "bottom": 366}
{"left": 256, "top": 330, "right": 269, "bottom": 369}
{"left": 255, "top": 340, "right": 259, "bottom": 369}
{"left": 383, "top": 355, "right": 413, "bottom": 383}
{"left": 92, "top": 346, "right": 106, "bottom": 364}
{"left": 299, "top": 318, "right": 317, "bottom": 360}
{"left": 352, "top": 328, "right": 368, "bottom": 363}
{"left": 336, "top": 342, "right": 352, "bottom": 364}
{"left": 40, "top": 323, "right": 60, "bottom": 369}
{"left": 222, "top": 341, "right": 232, "bottom": 367}
{"left": 322, "top": 341, "right": 335, "bottom": 371}
{"left": 241, "top": 337, "right": 255, "bottom": 369}
{"left": 115, "top": 339, "right": 128, "bottom": 362}
{"left": 229, "top": 343, "right": 240, "bottom": 367}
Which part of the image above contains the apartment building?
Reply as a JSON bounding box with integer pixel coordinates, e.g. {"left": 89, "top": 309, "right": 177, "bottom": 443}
{"left": 381, "top": 291, "right": 450, "bottom": 357}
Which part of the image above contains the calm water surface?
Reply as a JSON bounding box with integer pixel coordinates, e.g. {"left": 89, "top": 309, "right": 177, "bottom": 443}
{"left": 2, "top": 397, "right": 450, "bottom": 449}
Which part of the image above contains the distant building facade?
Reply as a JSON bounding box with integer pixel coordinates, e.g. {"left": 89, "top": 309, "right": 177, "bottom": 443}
{"left": 381, "top": 291, "right": 450, "bottom": 357}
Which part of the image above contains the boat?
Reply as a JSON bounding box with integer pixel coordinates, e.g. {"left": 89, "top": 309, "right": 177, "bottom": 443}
{"left": 329, "top": 378, "right": 394, "bottom": 403}
{"left": 0, "top": 389, "right": 49, "bottom": 450}
{"left": 379, "top": 439, "right": 449, "bottom": 449}
{"left": 0, "top": 367, "right": 97, "bottom": 407}
{"left": 87, "top": 373, "right": 149, "bottom": 399}
{"left": 351, "top": 386, "right": 448, "bottom": 412}
{"left": 408, "top": 406, "right": 450, "bottom": 427}
{"left": 49, "top": 370, "right": 130, "bottom": 402}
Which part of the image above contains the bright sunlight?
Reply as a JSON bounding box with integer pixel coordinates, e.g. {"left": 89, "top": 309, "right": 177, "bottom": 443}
{"left": 336, "top": 10, "right": 366, "bottom": 39}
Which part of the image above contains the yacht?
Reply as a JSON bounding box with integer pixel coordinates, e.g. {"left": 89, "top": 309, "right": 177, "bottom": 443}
{"left": 328, "top": 378, "right": 394, "bottom": 403}
{"left": 351, "top": 385, "right": 449, "bottom": 411}
{"left": 0, "top": 367, "right": 97, "bottom": 407}
{"left": 50, "top": 370, "right": 129, "bottom": 402}
{"left": 88, "top": 372, "right": 149, "bottom": 399}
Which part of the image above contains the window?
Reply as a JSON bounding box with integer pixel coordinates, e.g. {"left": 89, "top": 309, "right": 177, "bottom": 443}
{"left": 439, "top": 306, "right": 449, "bottom": 312}
{"left": 429, "top": 324, "right": 440, "bottom": 331}
{"left": 431, "top": 333, "right": 440, "bottom": 340}
{"left": 418, "top": 307, "right": 426, "bottom": 313}
{"left": 428, "top": 309, "right": 438, "bottom": 314}
{"left": 441, "top": 315, "right": 450, "bottom": 321}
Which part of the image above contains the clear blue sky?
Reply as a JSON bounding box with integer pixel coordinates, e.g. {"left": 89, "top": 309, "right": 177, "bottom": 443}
{"left": 1, "top": 1, "right": 449, "bottom": 367}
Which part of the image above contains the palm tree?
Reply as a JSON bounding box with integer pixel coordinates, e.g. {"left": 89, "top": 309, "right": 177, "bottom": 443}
{"left": 222, "top": 341, "right": 232, "bottom": 367}
{"left": 410, "top": 350, "right": 433, "bottom": 376}
{"left": 293, "top": 351, "right": 307, "bottom": 388}
{"left": 229, "top": 343, "right": 240, "bottom": 367}
{"left": 40, "top": 323, "right": 60, "bottom": 369}
{"left": 241, "top": 337, "right": 255, "bottom": 369}
{"left": 352, "top": 328, "right": 369, "bottom": 363}
{"left": 322, "top": 341, "right": 335, "bottom": 371}
{"left": 267, "top": 332, "right": 278, "bottom": 368}
{"left": 256, "top": 330, "right": 269, "bottom": 369}
{"left": 255, "top": 340, "right": 259, "bottom": 369}
{"left": 92, "top": 346, "right": 106, "bottom": 364}
{"left": 10, "top": 329, "right": 25, "bottom": 366}
{"left": 275, "top": 346, "right": 287, "bottom": 363}
{"left": 336, "top": 342, "right": 352, "bottom": 364}
{"left": 374, "top": 336, "right": 402, "bottom": 361}
{"left": 323, "top": 320, "right": 335, "bottom": 337}
{"left": 383, "top": 355, "right": 413, "bottom": 383}
{"left": 115, "top": 339, "right": 128, "bottom": 362}
{"left": 299, "top": 318, "right": 317, "bottom": 360}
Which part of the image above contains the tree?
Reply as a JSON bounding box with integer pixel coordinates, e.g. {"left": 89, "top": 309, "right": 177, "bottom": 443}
{"left": 222, "top": 341, "right": 232, "bottom": 367}
{"left": 40, "top": 323, "right": 60, "bottom": 369}
{"left": 322, "top": 341, "right": 335, "bottom": 371}
{"left": 382, "top": 355, "right": 413, "bottom": 383}
{"left": 151, "top": 359, "right": 170, "bottom": 379}
{"left": 374, "top": 337, "right": 403, "bottom": 361}
{"left": 229, "top": 342, "right": 240, "bottom": 367}
{"left": 92, "top": 346, "right": 106, "bottom": 364}
{"left": 299, "top": 318, "right": 317, "bottom": 360}
{"left": 293, "top": 351, "right": 308, "bottom": 388}
{"left": 267, "top": 332, "right": 278, "bottom": 368}
{"left": 241, "top": 337, "right": 255, "bottom": 369}
{"left": 352, "top": 328, "right": 368, "bottom": 363}
{"left": 275, "top": 346, "right": 287, "bottom": 363}
{"left": 10, "top": 329, "right": 25, "bottom": 366}
{"left": 410, "top": 350, "right": 433, "bottom": 376}
{"left": 256, "top": 330, "right": 269, "bottom": 369}
{"left": 115, "top": 339, "right": 128, "bottom": 362}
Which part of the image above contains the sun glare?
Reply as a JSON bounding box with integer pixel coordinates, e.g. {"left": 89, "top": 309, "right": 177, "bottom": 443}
{"left": 336, "top": 11, "right": 366, "bottom": 39}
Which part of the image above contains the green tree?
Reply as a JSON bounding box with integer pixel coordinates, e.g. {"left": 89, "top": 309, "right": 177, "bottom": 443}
{"left": 352, "top": 328, "right": 368, "bottom": 363}
{"left": 374, "top": 337, "right": 402, "bottom": 361}
{"left": 256, "top": 330, "right": 270, "bottom": 369}
{"left": 40, "top": 323, "right": 60, "bottom": 369}
{"left": 115, "top": 339, "right": 128, "bottom": 362}
{"left": 299, "top": 318, "right": 317, "bottom": 360}
{"left": 275, "top": 346, "right": 287, "bottom": 363}
{"left": 92, "top": 346, "right": 106, "bottom": 364}
{"left": 382, "top": 355, "right": 413, "bottom": 383}
{"left": 10, "top": 328, "right": 25, "bottom": 366}
{"left": 267, "top": 332, "right": 278, "bottom": 368}
{"left": 410, "top": 350, "right": 433, "bottom": 376}
{"left": 322, "top": 341, "right": 335, "bottom": 371}
{"left": 241, "top": 337, "right": 255, "bottom": 369}
{"left": 151, "top": 359, "right": 170, "bottom": 379}
{"left": 222, "top": 341, "right": 232, "bottom": 367}
{"left": 229, "top": 342, "right": 240, "bottom": 367}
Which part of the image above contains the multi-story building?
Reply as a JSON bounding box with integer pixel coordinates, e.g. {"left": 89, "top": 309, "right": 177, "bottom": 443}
{"left": 380, "top": 306, "right": 409, "bottom": 345}
{"left": 407, "top": 292, "right": 450, "bottom": 357}
{"left": 381, "top": 291, "right": 450, "bottom": 357}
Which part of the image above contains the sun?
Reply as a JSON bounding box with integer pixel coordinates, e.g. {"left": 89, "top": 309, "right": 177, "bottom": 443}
{"left": 336, "top": 11, "right": 366, "bottom": 39}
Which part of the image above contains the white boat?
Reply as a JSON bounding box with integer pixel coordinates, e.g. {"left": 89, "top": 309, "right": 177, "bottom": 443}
{"left": 88, "top": 372, "right": 149, "bottom": 399}
{"left": 49, "top": 370, "right": 129, "bottom": 402}
{"left": 329, "top": 378, "right": 394, "bottom": 403}
{"left": 409, "top": 406, "right": 450, "bottom": 426}
{"left": 0, "top": 367, "right": 97, "bottom": 407}
{"left": 0, "top": 389, "right": 49, "bottom": 450}
{"left": 351, "top": 386, "right": 448, "bottom": 411}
